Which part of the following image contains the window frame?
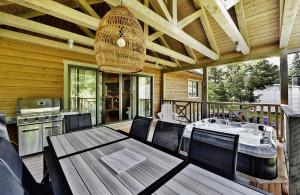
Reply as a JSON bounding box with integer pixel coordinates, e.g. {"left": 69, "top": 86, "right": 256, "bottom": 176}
{"left": 188, "top": 79, "right": 200, "bottom": 98}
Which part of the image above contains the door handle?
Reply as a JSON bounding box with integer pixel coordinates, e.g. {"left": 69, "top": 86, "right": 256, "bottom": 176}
{"left": 22, "top": 128, "right": 39, "bottom": 132}
{"left": 45, "top": 125, "right": 60, "bottom": 129}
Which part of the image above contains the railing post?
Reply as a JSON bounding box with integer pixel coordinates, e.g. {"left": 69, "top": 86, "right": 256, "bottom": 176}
{"left": 202, "top": 67, "right": 208, "bottom": 118}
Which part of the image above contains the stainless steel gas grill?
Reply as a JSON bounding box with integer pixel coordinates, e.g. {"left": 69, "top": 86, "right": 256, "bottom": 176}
{"left": 17, "top": 98, "right": 64, "bottom": 156}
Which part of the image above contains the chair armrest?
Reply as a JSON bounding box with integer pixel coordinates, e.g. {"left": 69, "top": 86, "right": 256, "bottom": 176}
{"left": 157, "top": 112, "right": 162, "bottom": 120}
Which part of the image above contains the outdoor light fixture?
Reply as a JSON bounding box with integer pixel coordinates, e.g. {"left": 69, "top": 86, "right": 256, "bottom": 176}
{"left": 94, "top": 1, "right": 145, "bottom": 73}
{"left": 117, "top": 27, "right": 126, "bottom": 48}
{"left": 68, "top": 39, "right": 74, "bottom": 49}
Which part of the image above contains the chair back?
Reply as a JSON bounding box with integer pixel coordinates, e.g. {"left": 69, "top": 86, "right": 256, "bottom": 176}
{"left": 0, "top": 160, "right": 29, "bottom": 195}
{"left": 129, "top": 116, "right": 152, "bottom": 141}
{"left": 64, "top": 113, "right": 92, "bottom": 133}
{"left": 188, "top": 128, "right": 239, "bottom": 179}
{"left": 0, "top": 113, "right": 9, "bottom": 141}
{"left": 152, "top": 121, "right": 185, "bottom": 153}
{"left": 158, "top": 103, "right": 176, "bottom": 123}
{"left": 0, "top": 137, "right": 37, "bottom": 194}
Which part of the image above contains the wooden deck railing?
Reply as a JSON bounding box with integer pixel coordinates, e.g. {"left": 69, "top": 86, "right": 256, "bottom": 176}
{"left": 163, "top": 99, "right": 203, "bottom": 123}
{"left": 162, "top": 99, "right": 283, "bottom": 140}
{"left": 207, "top": 101, "right": 282, "bottom": 139}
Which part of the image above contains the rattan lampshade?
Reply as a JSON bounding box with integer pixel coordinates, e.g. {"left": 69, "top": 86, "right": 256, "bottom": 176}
{"left": 94, "top": 5, "right": 145, "bottom": 73}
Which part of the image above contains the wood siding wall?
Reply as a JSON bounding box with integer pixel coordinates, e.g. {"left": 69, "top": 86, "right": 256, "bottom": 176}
{"left": 0, "top": 38, "right": 96, "bottom": 117}
{"left": 164, "top": 71, "right": 203, "bottom": 101}
{"left": 0, "top": 38, "right": 201, "bottom": 119}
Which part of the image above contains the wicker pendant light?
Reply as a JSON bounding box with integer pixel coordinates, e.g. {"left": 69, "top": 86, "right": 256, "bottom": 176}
{"left": 94, "top": 4, "right": 145, "bottom": 73}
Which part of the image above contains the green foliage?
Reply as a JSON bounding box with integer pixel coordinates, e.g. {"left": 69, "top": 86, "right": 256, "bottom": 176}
{"left": 208, "top": 59, "right": 279, "bottom": 103}
{"left": 289, "top": 53, "right": 300, "bottom": 77}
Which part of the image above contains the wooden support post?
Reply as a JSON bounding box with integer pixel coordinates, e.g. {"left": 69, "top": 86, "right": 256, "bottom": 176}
{"left": 280, "top": 51, "right": 289, "bottom": 105}
{"left": 202, "top": 67, "right": 208, "bottom": 118}
{"left": 161, "top": 72, "right": 165, "bottom": 106}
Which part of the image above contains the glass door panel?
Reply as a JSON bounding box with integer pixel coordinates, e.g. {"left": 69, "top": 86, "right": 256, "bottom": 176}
{"left": 97, "top": 72, "right": 103, "bottom": 124}
{"left": 69, "top": 67, "right": 97, "bottom": 124}
{"left": 122, "top": 75, "right": 131, "bottom": 120}
{"left": 131, "top": 76, "right": 137, "bottom": 119}
{"left": 138, "top": 76, "right": 152, "bottom": 116}
{"left": 103, "top": 73, "right": 120, "bottom": 123}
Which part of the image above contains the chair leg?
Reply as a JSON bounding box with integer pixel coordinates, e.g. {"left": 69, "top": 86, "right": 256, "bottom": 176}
{"left": 42, "top": 153, "right": 50, "bottom": 183}
{"left": 41, "top": 170, "right": 49, "bottom": 184}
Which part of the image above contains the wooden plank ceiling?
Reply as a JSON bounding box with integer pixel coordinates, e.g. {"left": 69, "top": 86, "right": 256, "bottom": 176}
{"left": 0, "top": 0, "right": 299, "bottom": 71}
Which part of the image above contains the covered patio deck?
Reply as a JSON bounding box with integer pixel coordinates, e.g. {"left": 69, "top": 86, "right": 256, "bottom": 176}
{"left": 0, "top": 0, "right": 299, "bottom": 194}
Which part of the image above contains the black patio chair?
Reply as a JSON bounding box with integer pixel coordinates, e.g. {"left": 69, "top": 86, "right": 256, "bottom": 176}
{"left": 0, "top": 137, "right": 53, "bottom": 195}
{"left": 129, "top": 116, "right": 152, "bottom": 141}
{"left": 64, "top": 113, "right": 92, "bottom": 133}
{"left": 43, "top": 146, "right": 72, "bottom": 195}
{"left": 0, "top": 159, "right": 30, "bottom": 195}
{"left": 188, "top": 128, "right": 239, "bottom": 179}
{"left": 152, "top": 121, "right": 185, "bottom": 153}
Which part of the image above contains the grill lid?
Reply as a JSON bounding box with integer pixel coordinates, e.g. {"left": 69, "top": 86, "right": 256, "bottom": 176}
{"left": 17, "top": 98, "right": 61, "bottom": 115}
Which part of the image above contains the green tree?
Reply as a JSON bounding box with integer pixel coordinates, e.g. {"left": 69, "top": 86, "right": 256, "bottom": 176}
{"left": 289, "top": 52, "right": 300, "bottom": 77}
{"left": 208, "top": 59, "right": 279, "bottom": 103}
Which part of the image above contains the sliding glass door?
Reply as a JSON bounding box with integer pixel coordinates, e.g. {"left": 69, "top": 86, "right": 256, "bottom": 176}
{"left": 67, "top": 65, "right": 153, "bottom": 124}
{"left": 103, "top": 73, "right": 120, "bottom": 123}
{"left": 69, "top": 66, "right": 99, "bottom": 125}
{"left": 137, "top": 76, "right": 153, "bottom": 117}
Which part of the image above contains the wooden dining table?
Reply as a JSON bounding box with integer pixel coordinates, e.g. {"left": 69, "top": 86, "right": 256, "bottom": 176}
{"left": 46, "top": 126, "right": 267, "bottom": 195}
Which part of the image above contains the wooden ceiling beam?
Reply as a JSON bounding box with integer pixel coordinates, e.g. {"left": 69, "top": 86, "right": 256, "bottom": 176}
{"left": 0, "top": 0, "right": 10, "bottom": 6}
{"left": 177, "top": 9, "right": 202, "bottom": 29}
{"left": 14, "top": 0, "right": 99, "bottom": 38}
{"left": 199, "top": 0, "right": 250, "bottom": 54}
{"left": 0, "top": 12, "right": 180, "bottom": 67}
{"left": 6, "top": 0, "right": 100, "bottom": 30}
{"left": 234, "top": 0, "right": 249, "bottom": 45}
{"left": 16, "top": 1, "right": 97, "bottom": 38}
{"left": 8, "top": 0, "right": 217, "bottom": 62}
{"left": 279, "top": 0, "right": 300, "bottom": 48}
{"left": 193, "top": 0, "right": 219, "bottom": 54}
{"left": 146, "top": 10, "right": 202, "bottom": 42}
{"left": 145, "top": 40, "right": 196, "bottom": 64}
{"left": 0, "top": 29, "right": 164, "bottom": 70}
{"left": 0, "top": 29, "right": 94, "bottom": 55}
{"left": 158, "top": 36, "right": 181, "bottom": 66}
{"left": 165, "top": 45, "right": 283, "bottom": 73}
{"left": 105, "top": 0, "right": 219, "bottom": 60}
{"left": 77, "top": 26, "right": 95, "bottom": 38}
{"left": 73, "top": 0, "right": 101, "bottom": 19}
{"left": 148, "top": 31, "right": 164, "bottom": 42}
{"left": 157, "top": 0, "right": 173, "bottom": 22}
{"left": 145, "top": 55, "right": 177, "bottom": 67}
{"left": 16, "top": 0, "right": 103, "bottom": 18}
{"left": 184, "top": 45, "right": 198, "bottom": 63}
{"left": 172, "top": 0, "right": 177, "bottom": 24}
{"left": 0, "top": 12, "right": 95, "bottom": 45}
{"left": 222, "top": 0, "right": 240, "bottom": 10}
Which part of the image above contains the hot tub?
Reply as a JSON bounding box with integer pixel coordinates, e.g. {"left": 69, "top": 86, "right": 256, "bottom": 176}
{"left": 180, "top": 118, "right": 277, "bottom": 179}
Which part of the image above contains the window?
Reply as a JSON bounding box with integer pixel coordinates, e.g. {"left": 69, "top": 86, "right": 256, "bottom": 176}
{"left": 188, "top": 80, "right": 199, "bottom": 98}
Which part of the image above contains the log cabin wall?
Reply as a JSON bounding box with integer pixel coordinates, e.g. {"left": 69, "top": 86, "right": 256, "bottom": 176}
{"left": 0, "top": 38, "right": 199, "bottom": 119}
{"left": 164, "top": 71, "right": 203, "bottom": 101}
